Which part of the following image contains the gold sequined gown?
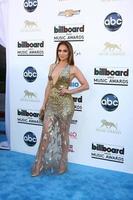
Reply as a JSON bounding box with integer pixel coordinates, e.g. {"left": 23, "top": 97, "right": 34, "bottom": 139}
{"left": 32, "top": 64, "right": 74, "bottom": 175}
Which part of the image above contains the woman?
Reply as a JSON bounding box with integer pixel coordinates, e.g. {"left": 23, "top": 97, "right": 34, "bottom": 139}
{"left": 31, "top": 41, "right": 89, "bottom": 176}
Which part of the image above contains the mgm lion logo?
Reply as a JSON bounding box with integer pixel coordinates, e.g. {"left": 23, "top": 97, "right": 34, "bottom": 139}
{"left": 100, "top": 119, "right": 117, "bottom": 129}
{"left": 104, "top": 42, "right": 121, "bottom": 52}
{"left": 24, "top": 20, "right": 38, "bottom": 30}
{"left": 24, "top": 90, "right": 37, "bottom": 99}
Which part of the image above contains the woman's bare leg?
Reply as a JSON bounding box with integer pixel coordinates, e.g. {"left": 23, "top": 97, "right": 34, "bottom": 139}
{"left": 31, "top": 117, "right": 54, "bottom": 176}
{"left": 58, "top": 120, "right": 70, "bottom": 173}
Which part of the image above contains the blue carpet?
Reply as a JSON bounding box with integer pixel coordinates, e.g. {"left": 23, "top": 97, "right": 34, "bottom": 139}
{"left": 0, "top": 121, "right": 5, "bottom": 132}
{"left": 0, "top": 134, "right": 7, "bottom": 142}
{"left": 0, "top": 121, "right": 7, "bottom": 145}
{"left": 0, "top": 150, "right": 133, "bottom": 200}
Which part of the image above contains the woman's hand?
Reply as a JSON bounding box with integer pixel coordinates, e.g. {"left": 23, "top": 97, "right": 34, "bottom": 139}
{"left": 39, "top": 106, "right": 45, "bottom": 121}
{"left": 59, "top": 87, "right": 71, "bottom": 96}
{"left": 40, "top": 105, "right": 45, "bottom": 111}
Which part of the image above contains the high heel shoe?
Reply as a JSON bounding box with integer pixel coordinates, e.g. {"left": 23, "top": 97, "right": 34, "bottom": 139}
{"left": 58, "top": 160, "right": 67, "bottom": 174}
{"left": 31, "top": 164, "right": 44, "bottom": 177}
{"left": 58, "top": 167, "right": 67, "bottom": 174}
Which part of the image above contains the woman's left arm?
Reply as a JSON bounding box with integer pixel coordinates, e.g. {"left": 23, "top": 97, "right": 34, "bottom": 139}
{"left": 60, "top": 66, "right": 89, "bottom": 95}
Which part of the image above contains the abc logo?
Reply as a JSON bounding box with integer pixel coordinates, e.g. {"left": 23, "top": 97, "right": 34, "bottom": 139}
{"left": 101, "top": 94, "right": 119, "bottom": 111}
{"left": 23, "top": 132, "right": 37, "bottom": 146}
{"left": 24, "top": 0, "right": 38, "bottom": 12}
{"left": 104, "top": 12, "right": 122, "bottom": 31}
{"left": 70, "top": 82, "right": 79, "bottom": 88}
{"left": 23, "top": 66, "right": 37, "bottom": 82}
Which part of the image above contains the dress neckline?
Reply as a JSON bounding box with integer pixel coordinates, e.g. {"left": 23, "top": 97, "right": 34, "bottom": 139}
{"left": 51, "top": 64, "right": 68, "bottom": 86}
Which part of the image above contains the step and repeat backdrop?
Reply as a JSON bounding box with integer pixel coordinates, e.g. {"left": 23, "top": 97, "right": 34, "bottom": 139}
{"left": 6, "top": 0, "right": 133, "bottom": 173}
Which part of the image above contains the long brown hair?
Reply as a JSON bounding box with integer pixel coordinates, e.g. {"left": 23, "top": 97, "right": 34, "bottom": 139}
{"left": 55, "top": 41, "right": 74, "bottom": 65}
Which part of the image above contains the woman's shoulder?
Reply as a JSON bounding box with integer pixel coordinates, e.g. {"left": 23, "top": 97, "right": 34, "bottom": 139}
{"left": 70, "top": 65, "right": 78, "bottom": 72}
{"left": 49, "top": 63, "right": 56, "bottom": 71}
{"left": 49, "top": 63, "right": 56, "bottom": 68}
{"left": 69, "top": 65, "right": 79, "bottom": 77}
{"left": 48, "top": 63, "right": 56, "bottom": 76}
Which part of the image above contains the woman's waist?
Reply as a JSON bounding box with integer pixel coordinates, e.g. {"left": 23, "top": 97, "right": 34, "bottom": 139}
{"left": 49, "top": 88, "right": 73, "bottom": 101}
{"left": 50, "top": 86, "right": 70, "bottom": 94}
{"left": 53, "top": 84, "right": 68, "bottom": 89}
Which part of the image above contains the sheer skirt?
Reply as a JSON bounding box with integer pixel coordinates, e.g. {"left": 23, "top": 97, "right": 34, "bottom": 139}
{"left": 32, "top": 109, "right": 74, "bottom": 175}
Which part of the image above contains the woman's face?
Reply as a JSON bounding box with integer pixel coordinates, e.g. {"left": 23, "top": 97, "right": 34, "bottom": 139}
{"left": 58, "top": 44, "right": 69, "bottom": 62}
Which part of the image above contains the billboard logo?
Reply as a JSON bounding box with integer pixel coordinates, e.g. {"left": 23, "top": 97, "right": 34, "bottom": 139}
{"left": 94, "top": 67, "right": 129, "bottom": 86}
{"left": 101, "top": 94, "right": 119, "bottom": 111}
{"left": 104, "top": 12, "right": 122, "bottom": 31}
{"left": 23, "top": 132, "right": 37, "bottom": 146}
{"left": 23, "top": 66, "right": 37, "bottom": 82}
{"left": 91, "top": 143, "right": 124, "bottom": 163}
{"left": 24, "top": 0, "right": 38, "bottom": 12}
{"left": 54, "top": 24, "right": 84, "bottom": 42}
{"left": 54, "top": 25, "right": 84, "bottom": 33}
{"left": 73, "top": 96, "right": 82, "bottom": 111}
{"left": 17, "top": 40, "right": 44, "bottom": 56}
{"left": 17, "top": 109, "right": 42, "bottom": 126}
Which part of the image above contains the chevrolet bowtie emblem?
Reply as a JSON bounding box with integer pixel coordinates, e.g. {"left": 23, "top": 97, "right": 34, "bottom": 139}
{"left": 58, "top": 9, "right": 80, "bottom": 17}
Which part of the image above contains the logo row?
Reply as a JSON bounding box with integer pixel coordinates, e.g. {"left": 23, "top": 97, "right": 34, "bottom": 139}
{"left": 22, "top": 66, "right": 129, "bottom": 86}
{"left": 22, "top": 131, "right": 125, "bottom": 164}
{"left": 23, "top": 131, "right": 77, "bottom": 146}
{"left": 17, "top": 107, "right": 122, "bottom": 134}
{"left": 18, "top": 93, "right": 120, "bottom": 118}
{"left": 23, "top": 1, "right": 123, "bottom": 32}
{"left": 17, "top": 40, "right": 125, "bottom": 56}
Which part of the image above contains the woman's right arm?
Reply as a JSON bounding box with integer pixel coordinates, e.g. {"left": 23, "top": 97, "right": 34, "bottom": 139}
{"left": 40, "top": 64, "right": 54, "bottom": 110}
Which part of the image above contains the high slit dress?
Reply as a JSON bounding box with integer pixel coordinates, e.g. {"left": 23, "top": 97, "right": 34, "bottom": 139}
{"left": 32, "top": 64, "right": 75, "bottom": 174}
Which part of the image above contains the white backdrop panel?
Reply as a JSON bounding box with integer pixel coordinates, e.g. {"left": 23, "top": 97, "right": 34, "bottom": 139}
{"left": 6, "top": 0, "right": 133, "bottom": 174}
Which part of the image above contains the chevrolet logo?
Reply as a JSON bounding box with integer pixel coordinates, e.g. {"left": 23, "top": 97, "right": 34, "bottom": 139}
{"left": 58, "top": 9, "right": 80, "bottom": 17}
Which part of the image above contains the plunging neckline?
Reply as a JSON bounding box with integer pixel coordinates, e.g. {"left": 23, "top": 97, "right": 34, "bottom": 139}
{"left": 51, "top": 64, "right": 68, "bottom": 86}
